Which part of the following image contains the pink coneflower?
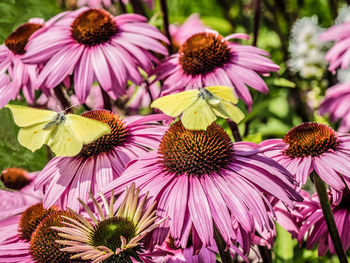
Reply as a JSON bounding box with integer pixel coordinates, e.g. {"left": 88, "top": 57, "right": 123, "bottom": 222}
{"left": 0, "top": 168, "right": 43, "bottom": 220}
{"left": 320, "top": 21, "right": 350, "bottom": 72}
{"left": 154, "top": 30, "right": 279, "bottom": 109}
{"left": 35, "top": 110, "right": 170, "bottom": 210}
{"left": 297, "top": 189, "right": 350, "bottom": 256}
{"left": 260, "top": 122, "right": 350, "bottom": 204}
{"left": 319, "top": 83, "right": 350, "bottom": 132}
{"left": 0, "top": 203, "right": 57, "bottom": 262}
{"left": 78, "top": 0, "right": 155, "bottom": 9}
{"left": 54, "top": 184, "right": 165, "bottom": 262}
{"left": 101, "top": 121, "right": 302, "bottom": 253}
{"left": 169, "top": 14, "right": 208, "bottom": 52}
{"left": 0, "top": 75, "right": 14, "bottom": 108}
{"left": 23, "top": 7, "right": 168, "bottom": 103}
{"left": 0, "top": 18, "right": 45, "bottom": 106}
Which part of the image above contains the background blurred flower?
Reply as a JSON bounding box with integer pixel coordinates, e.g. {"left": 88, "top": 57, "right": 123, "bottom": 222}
{"left": 320, "top": 68, "right": 350, "bottom": 132}
{"left": 288, "top": 16, "right": 328, "bottom": 79}
{"left": 0, "top": 168, "right": 42, "bottom": 220}
{"left": 297, "top": 189, "right": 350, "bottom": 256}
{"left": 320, "top": 13, "right": 350, "bottom": 72}
{"left": 126, "top": 82, "right": 160, "bottom": 113}
{"left": 169, "top": 14, "right": 208, "bottom": 52}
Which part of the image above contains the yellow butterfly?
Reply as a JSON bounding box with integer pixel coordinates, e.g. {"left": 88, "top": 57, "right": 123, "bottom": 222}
{"left": 6, "top": 104, "right": 111, "bottom": 157}
{"left": 151, "top": 86, "right": 245, "bottom": 130}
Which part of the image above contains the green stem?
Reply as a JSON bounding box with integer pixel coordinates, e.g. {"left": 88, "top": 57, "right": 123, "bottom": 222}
{"left": 160, "top": 0, "right": 173, "bottom": 54}
{"left": 311, "top": 172, "right": 348, "bottom": 263}
{"left": 227, "top": 119, "right": 242, "bottom": 142}
{"left": 53, "top": 85, "right": 71, "bottom": 112}
{"left": 101, "top": 88, "right": 112, "bottom": 112}
{"left": 214, "top": 227, "right": 232, "bottom": 263}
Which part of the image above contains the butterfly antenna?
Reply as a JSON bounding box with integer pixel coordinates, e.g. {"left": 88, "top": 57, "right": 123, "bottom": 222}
{"left": 64, "top": 104, "right": 80, "bottom": 113}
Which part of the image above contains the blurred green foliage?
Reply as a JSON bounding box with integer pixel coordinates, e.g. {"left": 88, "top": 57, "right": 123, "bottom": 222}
{"left": 0, "top": 0, "right": 60, "bottom": 42}
{"left": 0, "top": 107, "right": 48, "bottom": 172}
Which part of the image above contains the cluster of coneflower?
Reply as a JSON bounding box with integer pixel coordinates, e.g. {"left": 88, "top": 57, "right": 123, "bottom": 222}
{"left": 1, "top": 1, "right": 350, "bottom": 263}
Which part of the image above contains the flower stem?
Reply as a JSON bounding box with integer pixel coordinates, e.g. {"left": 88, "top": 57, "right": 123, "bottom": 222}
{"left": 258, "top": 245, "right": 272, "bottom": 263}
{"left": 227, "top": 119, "right": 242, "bottom": 142}
{"left": 101, "top": 88, "right": 112, "bottom": 111}
{"left": 118, "top": 0, "right": 127, "bottom": 13}
{"left": 311, "top": 172, "right": 348, "bottom": 263}
{"left": 252, "top": 0, "right": 261, "bottom": 47}
{"left": 214, "top": 226, "right": 232, "bottom": 263}
{"left": 160, "top": 0, "right": 173, "bottom": 54}
{"left": 53, "top": 85, "right": 71, "bottom": 112}
{"left": 130, "top": 0, "right": 147, "bottom": 17}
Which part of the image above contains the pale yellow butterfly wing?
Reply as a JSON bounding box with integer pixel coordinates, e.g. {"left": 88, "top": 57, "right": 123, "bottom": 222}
{"left": 65, "top": 114, "right": 111, "bottom": 144}
{"left": 17, "top": 123, "right": 53, "bottom": 152}
{"left": 6, "top": 104, "right": 111, "bottom": 156}
{"left": 182, "top": 98, "right": 217, "bottom": 130}
{"left": 212, "top": 101, "right": 245, "bottom": 123}
{"left": 151, "top": 90, "right": 199, "bottom": 117}
{"left": 205, "top": 86, "right": 238, "bottom": 104}
{"left": 47, "top": 123, "right": 83, "bottom": 157}
{"left": 6, "top": 104, "right": 56, "bottom": 127}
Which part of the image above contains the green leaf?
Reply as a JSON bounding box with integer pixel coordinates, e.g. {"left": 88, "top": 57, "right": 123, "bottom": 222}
{"left": 274, "top": 223, "right": 297, "bottom": 263}
{"left": 243, "top": 133, "right": 262, "bottom": 143}
{"left": 0, "top": 107, "right": 48, "bottom": 172}
{"left": 273, "top": 78, "right": 296, "bottom": 88}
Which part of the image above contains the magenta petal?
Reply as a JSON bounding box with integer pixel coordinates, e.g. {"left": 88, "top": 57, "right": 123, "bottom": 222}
{"left": 188, "top": 176, "right": 213, "bottom": 247}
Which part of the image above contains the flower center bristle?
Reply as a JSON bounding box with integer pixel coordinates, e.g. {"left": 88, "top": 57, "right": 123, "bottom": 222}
{"left": 18, "top": 203, "right": 56, "bottom": 241}
{"left": 71, "top": 9, "right": 117, "bottom": 46}
{"left": 77, "top": 110, "right": 128, "bottom": 158}
{"left": 1, "top": 167, "right": 31, "bottom": 190}
{"left": 29, "top": 210, "right": 82, "bottom": 263}
{"left": 91, "top": 217, "right": 136, "bottom": 252}
{"left": 5, "top": 23, "right": 42, "bottom": 55}
{"left": 283, "top": 122, "right": 339, "bottom": 158}
{"left": 179, "top": 32, "right": 231, "bottom": 76}
{"left": 158, "top": 121, "right": 233, "bottom": 176}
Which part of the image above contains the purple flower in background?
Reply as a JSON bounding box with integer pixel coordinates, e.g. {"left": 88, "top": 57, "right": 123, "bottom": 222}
{"left": 261, "top": 122, "right": 350, "bottom": 204}
{"left": 23, "top": 8, "right": 168, "bottom": 103}
{"left": 170, "top": 14, "right": 208, "bottom": 52}
{"left": 0, "top": 168, "right": 43, "bottom": 221}
{"left": 297, "top": 189, "right": 350, "bottom": 256}
{"left": 0, "top": 203, "right": 55, "bottom": 263}
{"left": 126, "top": 82, "right": 160, "bottom": 113}
{"left": 101, "top": 121, "right": 302, "bottom": 253}
{"left": 320, "top": 69, "right": 350, "bottom": 132}
{"left": 35, "top": 110, "right": 170, "bottom": 210}
{"left": 154, "top": 30, "right": 279, "bottom": 109}
{"left": 320, "top": 21, "right": 350, "bottom": 72}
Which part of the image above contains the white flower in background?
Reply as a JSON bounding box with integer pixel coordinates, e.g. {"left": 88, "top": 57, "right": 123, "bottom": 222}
{"left": 337, "top": 67, "right": 350, "bottom": 83}
{"left": 336, "top": 5, "right": 350, "bottom": 24}
{"left": 288, "top": 16, "right": 328, "bottom": 79}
